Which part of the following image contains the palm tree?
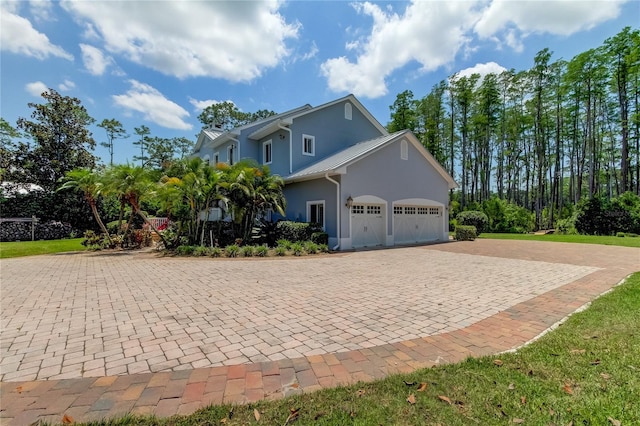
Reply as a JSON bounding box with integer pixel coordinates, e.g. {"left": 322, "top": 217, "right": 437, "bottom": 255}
{"left": 104, "top": 164, "right": 169, "bottom": 247}
{"left": 58, "top": 168, "right": 112, "bottom": 244}
{"left": 159, "top": 158, "right": 226, "bottom": 246}
{"left": 222, "top": 160, "right": 286, "bottom": 241}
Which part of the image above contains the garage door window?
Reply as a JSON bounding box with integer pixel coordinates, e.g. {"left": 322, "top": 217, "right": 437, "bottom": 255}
{"left": 429, "top": 207, "right": 440, "bottom": 215}
{"left": 367, "top": 205, "right": 381, "bottom": 215}
{"left": 394, "top": 206, "right": 403, "bottom": 215}
{"left": 352, "top": 205, "right": 364, "bottom": 214}
{"left": 418, "top": 207, "right": 428, "bottom": 215}
{"left": 405, "top": 206, "right": 416, "bottom": 215}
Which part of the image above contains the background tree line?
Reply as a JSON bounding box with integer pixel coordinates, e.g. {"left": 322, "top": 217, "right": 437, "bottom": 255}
{"left": 388, "top": 27, "right": 640, "bottom": 231}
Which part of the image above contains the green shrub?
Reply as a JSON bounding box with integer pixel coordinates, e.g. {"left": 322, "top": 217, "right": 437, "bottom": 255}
{"left": 255, "top": 245, "right": 269, "bottom": 257}
{"left": 275, "top": 221, "right": 322, "bottom": 243}
{"left": 318, "top": 243, "right": 329, "bottom": 253}
{"left": 225, "top": 244, "right": 240, "bottom": 258}
{"left": 290, "top": 242, "right": 305, "bottom": 256}
{"left": 627, "top": 233, "right": 638, "bottom": 238}
{"left": 455, "top": 225, "right": 477, "bottom": 241}
{"left": 304, "top": 241, "right": 318, "bottom": 254}
{"left": 456, "top": 211, "right": 488, "bottom": 235}
{"left": 209, "top": 246, "right": 223, "bottom": 258}
{"left": 241, "top": 245, "right": 255, "bottom": 257}
{"left": 276, "top": 239, "right": 292, "bottom": 249}
{"left": 275, "top": 246, "right": 287, "bottom": 256}
{"left": 106, "top": 220, "right": 122, "bottom": 234}
{"left": 193, "top": 246, "right": 209, "bottom": 256}
{"left": 616, "top": 232, "right": 626, "bottom": 237}
{"left": 556, "top": 216, "right": 578, "bottom": 235}
{"left": 310, "top": 232, "right": 329, "bottom": 245}
{"left": 176, "top": 245, "right": 195, "bottom": 256}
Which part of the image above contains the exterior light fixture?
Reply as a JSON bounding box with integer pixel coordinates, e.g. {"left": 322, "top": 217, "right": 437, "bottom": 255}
{"left": 345, "top": 196, "right": 353, "bottom": 209}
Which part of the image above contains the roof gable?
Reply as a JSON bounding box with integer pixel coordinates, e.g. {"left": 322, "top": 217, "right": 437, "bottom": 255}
{"left": 285, "top": 130, "right": 458, "bottom": 189}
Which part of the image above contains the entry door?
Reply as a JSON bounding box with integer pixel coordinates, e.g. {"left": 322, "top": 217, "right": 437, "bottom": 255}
{"left": 351, "top": 204, "right": 385, "bottom": 248}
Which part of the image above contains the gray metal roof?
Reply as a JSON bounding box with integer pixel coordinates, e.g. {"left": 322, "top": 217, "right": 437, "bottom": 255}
{"left": 285, "top": 131, "right": 407, "bottom": 181}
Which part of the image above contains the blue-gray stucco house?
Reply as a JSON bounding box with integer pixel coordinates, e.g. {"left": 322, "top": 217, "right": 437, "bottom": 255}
{"left": 191, "top": 94, "right": 457, "bottom": 250}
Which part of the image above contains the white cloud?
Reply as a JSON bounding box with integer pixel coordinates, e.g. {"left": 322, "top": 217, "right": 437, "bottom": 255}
{"left": 113, "top": 80, "right": 192, "bottom": 130}
{"left": 58, "top": 79, "right": 75, "bottom": 91}
{"left": 456, "top": 62, "right": 507, "bottom": 80}
{"left": 475, "top": 0, "right": 627, "bottom": 47}
{"left": 80, "top": 44, "right": 112, "bottom": 76}
{"left": 0, "top": 3, "right": 72, "bottom": 60}
{"left": 61, "top": 1, "right": 299, "bottom": 81}
{"left": 321, "top": 1, "right": 480, "bottom": 98}
{"left": 189, "top": 98, "right": 223, "bottom": 112}
{"left": 25, "top": 81, "right": 48, "bottom": 97}
{"left": 29, "top": 0, "right": 54, "bottom": 22}
{"left": 322, "top": 0, "right": 627, "bottom": 98}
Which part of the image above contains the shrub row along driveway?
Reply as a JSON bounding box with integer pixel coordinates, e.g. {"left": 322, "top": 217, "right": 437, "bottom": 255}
{"left": 3, "top": 241, "right": 630, "bottom": 383}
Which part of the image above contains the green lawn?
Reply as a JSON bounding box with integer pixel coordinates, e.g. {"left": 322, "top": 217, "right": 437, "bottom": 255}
{"left": 83, "top": 273, "right": 640, "bottom": 425}
{"left": 479, "top": 232, "right": 640, "bottom": 248}
{"left": 0, "top": 238, "right": 85, "bottom": 259}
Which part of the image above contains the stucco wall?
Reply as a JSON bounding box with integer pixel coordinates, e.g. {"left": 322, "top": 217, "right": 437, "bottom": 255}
{"left": 341, "top": 138, "right": 450, "bottom": 240}
{"left": 283, "top": 177, "right": 341, "bottom": 244}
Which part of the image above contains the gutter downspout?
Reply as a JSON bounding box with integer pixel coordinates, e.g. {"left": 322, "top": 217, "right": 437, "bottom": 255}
{"left": 324, "top": 173, "right": 340, "bottom": 251}
{"left": 278, "top": 123, "right": 292, "bottom": 174}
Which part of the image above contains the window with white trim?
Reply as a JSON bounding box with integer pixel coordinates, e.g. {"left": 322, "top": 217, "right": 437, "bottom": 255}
{"left": 263, "top": 140, "right": 272, "bottom": 165}
{"left": 213, "top": 152, "right": 220, "bottom": 165}
{"left": 345, "top": 103, "right": 352, "bottom": 120}
{"left": 302, "top": 134, "right": 315, "bottom": 156}
{"left": 307, "top": 200, "right": 325, "bottom": 229}
{"left": 401, "top": 139, "right": 408, "bottom": 160}
{"left": 227, "top": 145, "right": 235, "bottom": 165}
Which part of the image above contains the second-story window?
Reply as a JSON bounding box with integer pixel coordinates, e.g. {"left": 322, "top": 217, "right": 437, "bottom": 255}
{"left": 263, "top": 140, "right": 272, "bottom": 165}
{"left": 302, "top": 134, "right": 315, "bottom": 156}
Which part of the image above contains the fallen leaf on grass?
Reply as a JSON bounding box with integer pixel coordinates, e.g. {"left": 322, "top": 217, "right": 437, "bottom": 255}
{"left": 407, "top": 394, "right": 416, "bottom": 405}
{"left": 607, "top": 417, "right": 621, "bottom": 426}
{"left": 512, "top": 418, "right": 524, "bottom": 424}
{"left": 62, "top": 414, "right": 74, "bottom": 424}
{"left": 562, "top": 384, "right": 573, "bottom": 395}
{"left": 417, "top": 382, "right": 428, "bottom": 392}
{"left": 254, "top": 408, "right": 261, "bottom": 422}
{"left": 591, "top": 359, "right": 601, "bottom": 366}
{"left": 520, "top": 396, "right": 526, "bottom": 405}
{"left": 356, "top": 388, "right": 366, "bottom": 397}
{"left": 600, "top": 373, "right": 611, "bottom": 380}
{"left": 493, "top": 359, "right": 504, "bottom": 366}
{"left": 508, "top": 383, "right": 515, "bottom": 390}
{"left": 220, "top": 419, "right": 227, "bottom": 425}
{"left": 570, "top": 349, "right": 585, "bottom": 355}
{"left": 438, "top": 395, "right": 452, "bottom": 405}
{"left": 284, "top": 408, "right": 300, "bottom": 424}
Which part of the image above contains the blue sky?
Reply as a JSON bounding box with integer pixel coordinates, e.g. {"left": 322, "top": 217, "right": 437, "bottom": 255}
{"left": 2, "top": 0, "right": 638, "bottom": 166}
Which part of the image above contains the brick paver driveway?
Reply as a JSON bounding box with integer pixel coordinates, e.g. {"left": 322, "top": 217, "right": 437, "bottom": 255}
{"left": 0, "top": 240, "right": 638, "bottom": 424}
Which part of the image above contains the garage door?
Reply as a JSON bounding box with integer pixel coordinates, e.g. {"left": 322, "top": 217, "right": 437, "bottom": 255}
{"left": 393, "top": 205, "right": 442, "bottom": 244}
{"left": 351, "top": 204, "right": 385, "bottom": 248}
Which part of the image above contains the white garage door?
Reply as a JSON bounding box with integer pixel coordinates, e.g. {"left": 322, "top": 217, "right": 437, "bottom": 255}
{"left": 351, "top": 204, "right": 385, "bottom": 248}
{"left": 393, "top": 205, "right": 442, "bottom": 244}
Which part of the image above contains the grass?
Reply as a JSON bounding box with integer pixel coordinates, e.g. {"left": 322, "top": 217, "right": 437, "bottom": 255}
{"left": 81, "top": 273, "right": 640, "bottom": 425}
{"left": 480, "top": 232, "right": 640, "bottom": 248}
{"left": 0, "top": 238, "right": 85, "bottom": 259}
